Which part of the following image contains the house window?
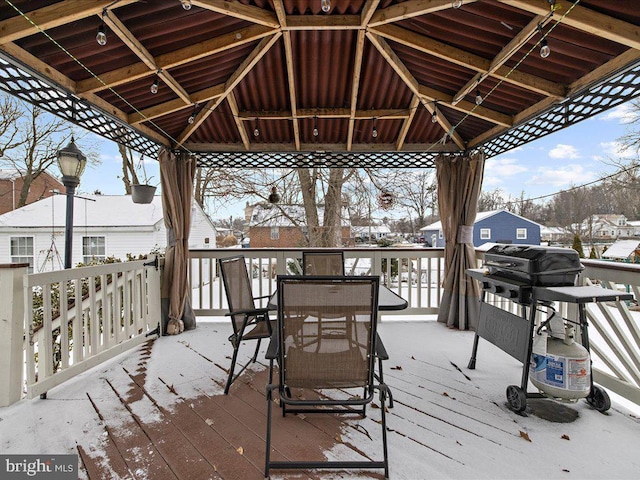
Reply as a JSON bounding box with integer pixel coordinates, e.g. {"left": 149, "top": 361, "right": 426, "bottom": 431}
{"left": 438, "top": 231, "right": 443, "bottom": 239}
{"left": 83, "top": 236, "right": 106, "bottom": 264}
{"left": 270, "top": 226, "right": 279, "bottom": 240}
{"left": 480, "top": 228, "right": 491, "bottom": 240}
{"left": 10, "top": 236, "right": 34, "bottom": 273}
{"left": 516, "top": 228, "right": 527, "bottom": 240}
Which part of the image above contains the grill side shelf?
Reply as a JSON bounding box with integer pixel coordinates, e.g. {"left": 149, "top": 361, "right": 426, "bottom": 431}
{"left": 476, "top": 303, "right": 531, "bottom": 365}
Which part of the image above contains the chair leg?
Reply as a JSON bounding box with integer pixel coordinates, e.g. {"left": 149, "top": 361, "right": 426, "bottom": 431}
{"left": 377, "top": 357, "right": 394, "bottom": 408}
{"left": 380, "top": 386, "right": 390, "bottom": 480}
{"left": 265, "top": 382, "right": 274, "bottom": 479}
{"left": 251, "top": 338, "right": 262, "bottom": 363}
{"left": 224, "top": 341, "right": 240, "bottom": 395}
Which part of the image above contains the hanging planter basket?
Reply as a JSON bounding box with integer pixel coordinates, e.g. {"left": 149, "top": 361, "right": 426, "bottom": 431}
{"left": 131, "top": 184, "right": 157, "bottom": 204}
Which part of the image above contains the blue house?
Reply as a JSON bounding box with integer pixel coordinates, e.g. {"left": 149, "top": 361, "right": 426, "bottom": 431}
{"left": 420, "top": 209, "right": 541, "bottom": 248}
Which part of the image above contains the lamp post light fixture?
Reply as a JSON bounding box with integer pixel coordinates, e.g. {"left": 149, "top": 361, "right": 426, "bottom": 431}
{"left": 57, "top": 137, "right": 87, "bottom": 269}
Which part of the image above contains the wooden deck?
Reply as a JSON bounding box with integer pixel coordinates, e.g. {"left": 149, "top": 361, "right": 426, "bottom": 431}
{"left": 7, "top": 321, "right": 640, "bottom": 479}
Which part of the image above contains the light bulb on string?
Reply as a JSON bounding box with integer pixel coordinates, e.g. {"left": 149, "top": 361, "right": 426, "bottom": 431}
{"left": 431, "top": 109, "right": 438, "bottom": 123}
{"left": 253, "top": 118, "right": 260, "bottom": 137}
{"left": 313, "top": 116, "right": 319, "bottom": 137}
{"left": 475, "top": 88, "right": 482, "bottom": 105}
{"left": 540, "top": 38, "right": 551, "bottom": 58}
{"left": 150, "top": 74, "right": 160, "bottom": 94}
{"left": 181, "top": 0, "right": 192, "bottom": 10}
{"left": 96, "top": 23, "right": 107, "bottom": 46}
{"left": 187, "top": 103, "right": 197, "bottom": 124}
{"left": 452, "top": 0, "right": 463, "bottom": 9}
{"left": 371, "top": 118, "right": 378, "bottom": 138}
{"left": 321, "top": 0, "right": 331, "bottom": 13}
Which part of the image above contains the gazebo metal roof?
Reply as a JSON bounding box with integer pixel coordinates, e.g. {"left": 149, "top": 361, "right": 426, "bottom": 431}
{"left": 0, "top": 0, "right": 639, "bottom": 168}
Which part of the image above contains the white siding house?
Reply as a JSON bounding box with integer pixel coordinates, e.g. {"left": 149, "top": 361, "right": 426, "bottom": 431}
{"left": 0, "top": 195, "right": 216, "bottom": 272}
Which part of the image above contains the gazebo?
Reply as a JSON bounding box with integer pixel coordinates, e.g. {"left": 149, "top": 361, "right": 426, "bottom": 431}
{"left": 1, "top": 0, "right": 639, "bottom": 331}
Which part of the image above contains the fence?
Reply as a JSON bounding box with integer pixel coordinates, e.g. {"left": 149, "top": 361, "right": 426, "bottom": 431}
{"left": 23, "top": 256, "right": 161, "bottom": 399}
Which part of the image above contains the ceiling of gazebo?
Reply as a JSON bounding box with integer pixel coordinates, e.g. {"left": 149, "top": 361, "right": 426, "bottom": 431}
{"left": 0, "top": 0, "right": 639, "bottom": 167}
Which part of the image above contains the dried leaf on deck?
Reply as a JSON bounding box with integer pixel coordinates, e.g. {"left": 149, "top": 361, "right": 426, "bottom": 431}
{"left": 442, "top": 392, "right": 450, "bottom": 397}
{"left": 205, "top": 418, "right": 214, "bottom": 426}
{"left": 237, "top": 446, "right": 244, "bottom": 455}
{"left": 519, "top": 431, "right": 532, "bottom": 442}
{"left": 561, "top": 434, "right": 570, "bottom": 440}
{"left": 391, "top": 365, "right": 403, "bottom": 370}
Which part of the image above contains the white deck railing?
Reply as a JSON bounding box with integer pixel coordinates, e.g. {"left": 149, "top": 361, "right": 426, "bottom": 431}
{"left": 23, "top": 256, "right": 162, "bottom": 399}
{"left": 1, "top": 248, "right": 638, "bottom": 408}
{"left": 188, "top": 248, "right": 445, "bottom": 317}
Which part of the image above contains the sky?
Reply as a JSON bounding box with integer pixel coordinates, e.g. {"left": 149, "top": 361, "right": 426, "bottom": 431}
{"left": 76, "top": 101, "right": 638, "bottom": 221}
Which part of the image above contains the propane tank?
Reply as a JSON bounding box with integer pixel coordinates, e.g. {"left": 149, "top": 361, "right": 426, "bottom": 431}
{"left": 529, "top": 326, "right": 591, "bottom": 400}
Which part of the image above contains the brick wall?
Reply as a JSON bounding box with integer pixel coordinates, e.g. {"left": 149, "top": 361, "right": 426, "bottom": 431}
{"left": 249, "top": 226, "right": 353, "bottom": 247}
{"left": 0, "top": 173, "right": 64, "bottom": 214}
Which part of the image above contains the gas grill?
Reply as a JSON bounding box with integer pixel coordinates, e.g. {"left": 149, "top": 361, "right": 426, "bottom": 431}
{"left": 466, "top": 244, "right": 633, "bottom": 414}
{"left": 477, "top": 244, "right": 584, "bottom": 304}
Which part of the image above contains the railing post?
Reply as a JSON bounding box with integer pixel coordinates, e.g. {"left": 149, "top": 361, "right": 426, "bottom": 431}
{"left": 0, "top": 264, "right": 28, "bottom": 406}
{"left": 147, "top": 255, "right": 163, "bottom": 334}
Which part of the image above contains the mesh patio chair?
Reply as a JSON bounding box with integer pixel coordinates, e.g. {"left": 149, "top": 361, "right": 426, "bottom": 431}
{"left": 302, "top": 251, "right": 345, "bottom": 275}
{"left": 265, "top": 275, "right": 391, "bottom": 479}
{"left": 218, "top": 255, "right": 274, "bottom": 395}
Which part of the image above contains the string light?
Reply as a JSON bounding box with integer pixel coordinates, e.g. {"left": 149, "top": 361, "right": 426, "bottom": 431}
{"left": 187, "top": 103, "right": 197, "bottom": 124}
{"left": 475, "top": 88, "right": 482, "bottom": 105}
{"left": 371, "top": 118, "right": 378, "bottom": 138}
{"left": 431, "top": 102, "right": 438, "bottom": 123}
{"left": 96, "top": 10, "right": 107, "bottom": 46}
{"left": 452, "top": 0, "right": 463, "bottom": 9}
{"left": 181, "top": 0, "right": 192, "bottom": 10}
{"left": 253, "top": 118, "right": 260, "bottom": 137}
{"left": 540, "top": 38, "right": 550, "bottom": 58}
{"left": 321, "top": 0, "right": 331, "bottom": 13}
{"left": 96, "top": 23, "right": 107, "bottom": 46}
{"left": 150, "top": 73, "right": 160, "bottom": 94}
{"left": 313, "top": 116, "right": 319, "bottom": 137}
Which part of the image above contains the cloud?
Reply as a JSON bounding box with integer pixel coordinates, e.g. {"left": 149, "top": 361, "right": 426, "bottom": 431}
{"left": 548, "top": 144, "right": 580, "bottom": 159}
{"left": 599, "top": 140, "right": 635, "bottom": 159}
{"left": 600, "top": 103, "right": 636, "bottom": 123}
{"left": 526, "top": 164, "right": 596, "bottom": 188}
{"left": 483, "top": 157, "right": 528, "bottom": 189}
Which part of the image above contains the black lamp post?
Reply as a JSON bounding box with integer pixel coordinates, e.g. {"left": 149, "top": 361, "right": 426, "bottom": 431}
{"left": 57, "top": 137, "right": 87, "bottom": 269}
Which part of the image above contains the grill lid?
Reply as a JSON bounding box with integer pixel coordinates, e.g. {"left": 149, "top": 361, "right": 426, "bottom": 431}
{"left": 484, "top": 244, "right": 583, "bottom": 286}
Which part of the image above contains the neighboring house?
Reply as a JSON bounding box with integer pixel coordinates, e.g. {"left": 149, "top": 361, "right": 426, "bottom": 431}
{"left": 601, "top": 239, "right": 640, "bottom": 263}
{"left": 583, "top": 214, "right": 635, "bottom": 239}
{"left": 352, "top": 225, "right": 391, "bottom": 242}
{"left": 420, "top": 209, "right": 541, "bottom": 247}
{"left": 0, "top": 195, "right": 216, "bottom": 272}
{"left": 540, "top": 226, "right": 569, "bottom": 243}
{"left": 246, "top": 203, "right": 351, "bottom": 248}
{"left": 625, "top": 220, "right": 640, "bottom": 236}
{"left": 0, "top": 169, "right": 64, "bottom": 214}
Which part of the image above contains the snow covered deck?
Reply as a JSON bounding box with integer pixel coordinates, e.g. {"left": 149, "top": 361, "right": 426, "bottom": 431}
{"left": 1, "top": 320, "right": 638, "bottom": 479}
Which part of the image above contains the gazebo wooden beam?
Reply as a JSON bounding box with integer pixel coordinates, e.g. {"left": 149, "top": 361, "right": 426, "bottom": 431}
{"left": 176, "top": 33, "right": 281, "bottom": 146}
{"left": 193, "top": 0, "right": 280, "bottom": 28}
{"left": 227, "top": 92, "right": 251, "bottom": 150}
{"left": 76, "top": 24, "right": 275, "bottom": 94}
{"left": 369, "top": 0, "right": 478, "bottom": 28}
{"left": 370, "top": 24, "right": 564, "bottom": 98}
{"left": 0, "top": 0, "right": 138, "bottom": 44}
{"left": 396, "top": 95, "right": 421, "bottom": 151}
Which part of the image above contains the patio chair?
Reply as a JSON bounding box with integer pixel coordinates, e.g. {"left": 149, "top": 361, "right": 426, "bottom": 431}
{"left": 218, "top": 255, "right": 274, "bottom": 394}
{"left": 265, "top": 275, "right": 390, "bottom": 479}
{"left": 302, "top": 250, "right": 345, "bottom": 275}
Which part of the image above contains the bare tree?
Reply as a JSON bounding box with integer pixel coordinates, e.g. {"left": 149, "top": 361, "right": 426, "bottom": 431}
{"left": 394, "top": 169, "right": 437, "bottom": 229}
{"left": 0, "top": 100, "right": 75, "bottom": 207}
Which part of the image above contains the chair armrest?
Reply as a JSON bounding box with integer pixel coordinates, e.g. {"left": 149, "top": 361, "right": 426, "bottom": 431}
{"left": 266, "top": 331, "right": 279, "bottom": 360}
{"left": 225, "top": 307, "right": 271, "bottom": 317}
{"left": 375, "top": 333, "right": 389, "bottom": 360}
{"left": 253, "top": 294, "right": 271, "bottom": 300}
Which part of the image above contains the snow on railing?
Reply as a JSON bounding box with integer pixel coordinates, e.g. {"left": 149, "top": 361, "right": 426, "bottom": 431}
{"left": 24, "top": 256, "right": 162, "bottom": 399}
{"left": 188, "top": 248, "right": 446, "bottom": 318}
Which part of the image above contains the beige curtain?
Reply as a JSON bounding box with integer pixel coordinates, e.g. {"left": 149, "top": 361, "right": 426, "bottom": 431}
{"left": 159, "top": 148, "right": 196, "bottom": 334}
{"left": 435, "top": 151, "right": 485, "bottom": 330}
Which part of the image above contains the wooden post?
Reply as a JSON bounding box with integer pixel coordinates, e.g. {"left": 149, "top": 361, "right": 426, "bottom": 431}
{"left": 0, "top": 264, "right": 28, "bottom": 406}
